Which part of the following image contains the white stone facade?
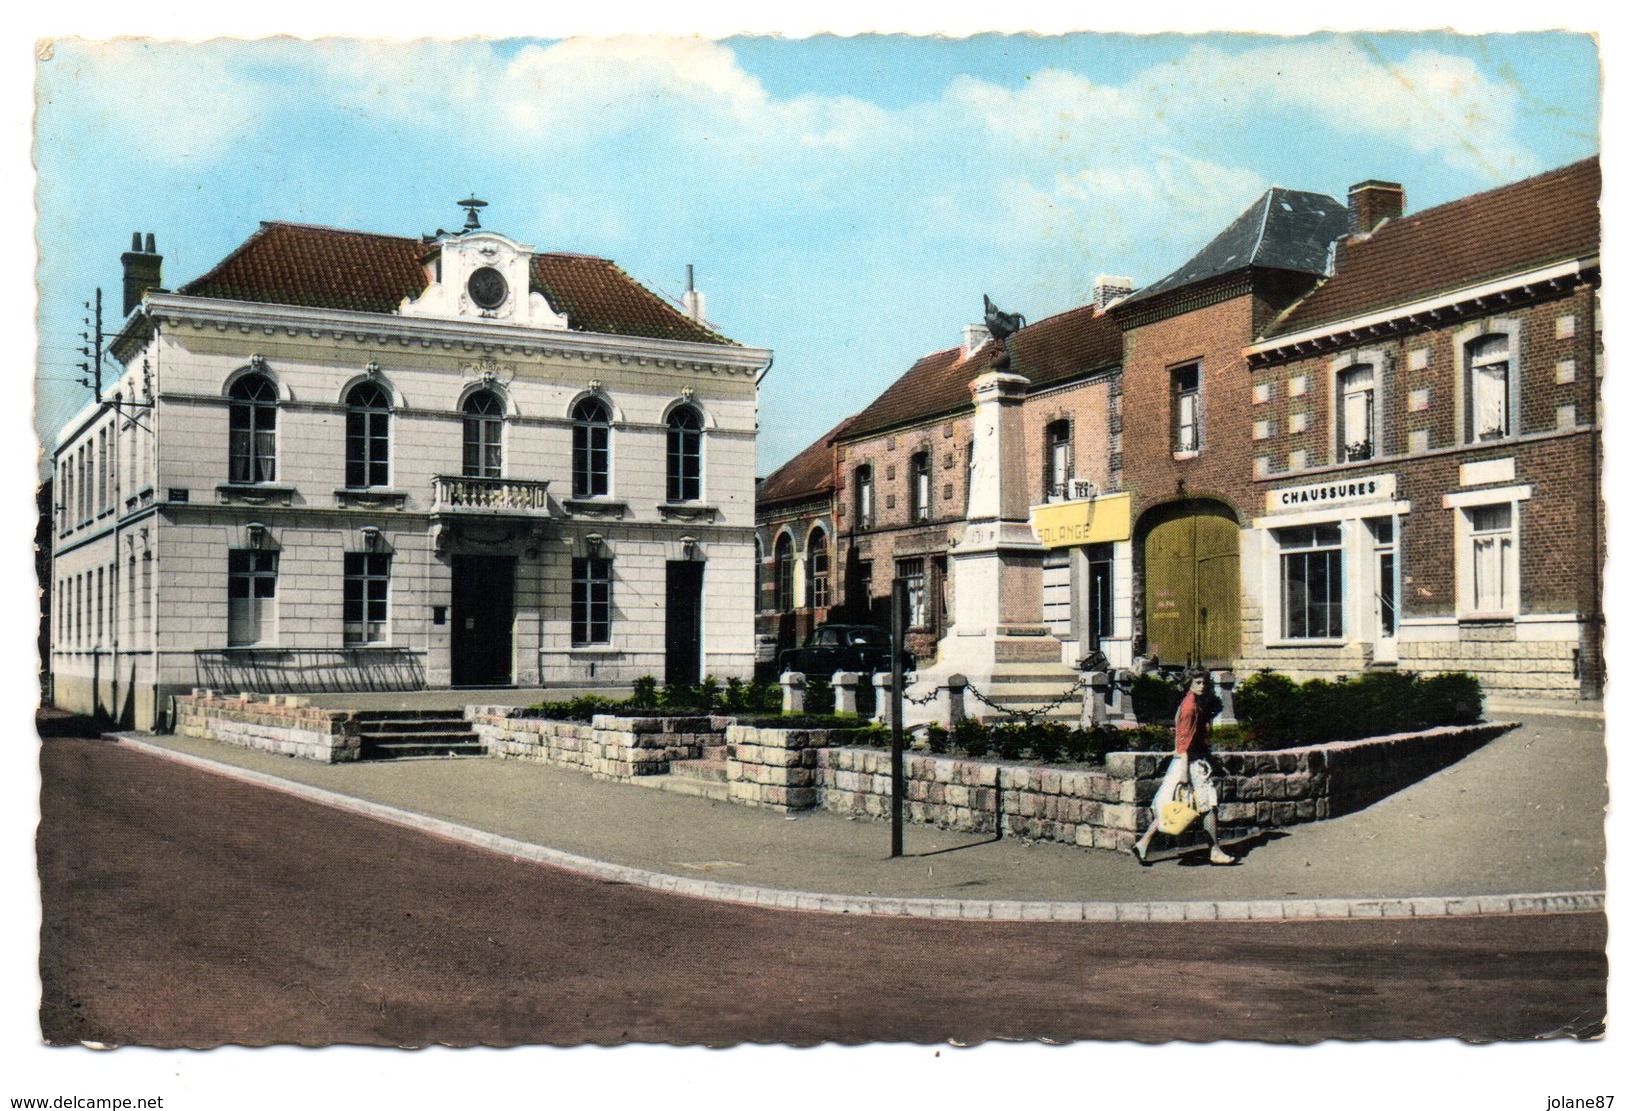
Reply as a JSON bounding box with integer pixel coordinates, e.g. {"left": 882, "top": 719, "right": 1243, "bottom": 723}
{"left": 50, "top": 221, "right": 771, "bottom": 729}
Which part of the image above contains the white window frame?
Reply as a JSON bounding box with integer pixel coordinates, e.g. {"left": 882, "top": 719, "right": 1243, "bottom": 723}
{"left": 343, "top": 551, "right": 391, "bottom": 645}
{"left": 1277, "top": 522, "right": 1345, "bottom": 641}
{"left": 1453, "top": 319, "right": 1521, "bottom": 446}
{"left": 1172, "top": 363, "right": 1202, "bottom": 457}
{"left": 1328, "top": 348, "right": 1386, "bottom": 464}
{"left": 1442, "top": 484, "right": 1531, "bottom": 619}
{"left": 228, "top": 549, "right": 279, "bottom": 647}
{"left": 897, "top": 557, "right": 926, "bottom": 629}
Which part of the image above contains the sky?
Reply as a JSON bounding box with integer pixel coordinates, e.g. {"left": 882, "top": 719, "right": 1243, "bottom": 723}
{"left": 12, "top": 9, "right": 1622, "bottom": 1110}
{"left": 31, "top": 31, "right": 1600, "bottom": 476}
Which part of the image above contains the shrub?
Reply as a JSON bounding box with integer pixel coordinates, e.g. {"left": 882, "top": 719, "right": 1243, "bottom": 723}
{"left": 925, "top": 722, "right": 950, "bottom": 754}
{"left": 1419, "top": 672, "right": 1483, "bottom": 726}
{"left": 1025, "top": 721, "right": 1068, "bottom": 764}
{"left": 993, "top": 722, "right": 1026, "bottom": 761}
{"left": 1233, "top": 668, "right": 1483, "bottom": 747}
{"left": 956, "top": 717, "right": 991, "bottom": 759}
{"left": 628, "top": 676, "right": 660, "bottom": 709}
{"left": 805, "top": 678, "right": 835, "bottom": 715}
{"left": 1063, "top": 725, "right": 1111, "bottom": 765}
{"left": 1130, "top": 673, "right": 1182, "bottom": 725}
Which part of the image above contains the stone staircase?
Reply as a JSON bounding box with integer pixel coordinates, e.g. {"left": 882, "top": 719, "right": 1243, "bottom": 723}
{"left": 635, "top": 743, "right": 731, "bottom": 800}
{"left": 356, "top": 709, "right": 488, "bottom": 760}
{"left": 970, "top": 662, "right": 1085, "bottom": 721}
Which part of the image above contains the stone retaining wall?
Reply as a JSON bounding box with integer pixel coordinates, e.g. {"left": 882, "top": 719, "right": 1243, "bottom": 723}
{"left": 174, "top": 691, "right": 362, "bottom": 763}
{"left": 808, "top": 723, "right": 1508, "bottom": 852}
{"left": 724, "top": 725, "right": 824, "bottom": 810}
{"left": 470, "top": 708, "right": 728, "bottom": 780}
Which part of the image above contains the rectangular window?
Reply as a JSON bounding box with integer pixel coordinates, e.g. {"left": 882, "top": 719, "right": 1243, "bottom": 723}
{"left": 1279, "top": 524, "right": 1343, "bottom": 639}
{"left": 1339, "top": 365, "right": 1375, "bottom": 461}
{"left": 910, "top": 454, "right": 931, "bottom": 522}
{"left": 1468, "top": 504, "right": 1514, "bottom": 613}
{"left": 1468, "top": 335, "right": 1511, "bottom": 442}
{"left": 1042, "top": 550, "right": 1072, "bottom": 636}
{"left": 852, "top": 559, "right": 873, "bottom": 613}
{"left": 1046, "top": 422, "right": 1073, "bottom": 498}
{"left": 897, "top": 558, "right": 926, "bottom": 629}
{"left": 1087, "top": 544, "right": 1114, "bottom": 654}
{"left": 571, "top": 557, "right": 612, "bottom": 645}
{"left": 228, "top": 550, "right": 278, "bottom": 646}
{"left": 343, "top": 552, "right": 390, "bottom": 645}
{"left": 1172, "top": 364, "right": 1201, "bottom": 454}
{"left": 95, "top": 567, "right": 103, "bottom": 643}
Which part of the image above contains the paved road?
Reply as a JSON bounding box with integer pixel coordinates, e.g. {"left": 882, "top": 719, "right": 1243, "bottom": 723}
{"left": 39, "top": 736, "right": 1605, "bottom": 1046}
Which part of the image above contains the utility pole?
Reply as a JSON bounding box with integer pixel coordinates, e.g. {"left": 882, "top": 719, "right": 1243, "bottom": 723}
{"left": 78, "top": 288, "right": 104, "bottom": 399}
{"left": 890, "top": 576, "right": 906, "bottom": 858}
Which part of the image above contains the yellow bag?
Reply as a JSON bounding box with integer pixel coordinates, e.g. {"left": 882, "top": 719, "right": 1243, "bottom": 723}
{"left": 1160, "top": 784, "right": 1199, "bottom": 835}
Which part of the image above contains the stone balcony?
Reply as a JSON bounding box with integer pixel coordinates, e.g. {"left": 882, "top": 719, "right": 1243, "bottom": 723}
{"left": 431, "top": 475, "right": 552, "bottom": 517}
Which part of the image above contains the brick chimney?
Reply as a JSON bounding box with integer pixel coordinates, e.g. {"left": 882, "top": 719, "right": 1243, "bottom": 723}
{"left": 121, "top": 232, "right": 162, "bottom": 316}
{"left": 1093, "top": 274, "right": 1134, "bottom": 310}
{"left": 1348, "top": 181, "right": 1404, "bottom": 236}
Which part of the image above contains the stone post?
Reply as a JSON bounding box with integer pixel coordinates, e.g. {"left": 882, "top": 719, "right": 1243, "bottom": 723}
{"left": 872, "top": 672, "right": 893, "bottom": 726}
{"left": 781, "top": 671, "right": 807, "bottom": 715}
{"left": 945, "top": 674, "right": 969, "bottom": 726}
{"left": 1213, "top": 670, "right": 1238, "bottom": 726}
{"left": 1110, "top": 669, "right": 1138, "bottom": 727}
{"left": 830, "top": 671, "right": 861, "bottom": 715}
{"left": 1079, "top": 671, "right": 1109, "bottom": 728}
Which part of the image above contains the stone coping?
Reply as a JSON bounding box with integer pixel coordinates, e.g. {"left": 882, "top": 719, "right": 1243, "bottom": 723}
{"left": 109, "top": 733, "right": 1601, "bottom": 923}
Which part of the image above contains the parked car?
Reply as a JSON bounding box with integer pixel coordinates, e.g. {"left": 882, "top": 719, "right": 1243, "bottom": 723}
{"left": 777, "top": 624, "right": 912, "bottom": 680}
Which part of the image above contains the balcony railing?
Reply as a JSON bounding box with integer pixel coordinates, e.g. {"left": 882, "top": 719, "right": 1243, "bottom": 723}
{"left": 432, "top": 475, "right": 551, "bottom": 515}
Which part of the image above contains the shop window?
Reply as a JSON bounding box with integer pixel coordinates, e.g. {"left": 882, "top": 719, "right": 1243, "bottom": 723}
{"left": 228, "top": 549, "right": 278, "bottom": 646}
{"left": 461, "top": 390, "right": 504, "bottom": 478}
{"left": 666, "top": 405, "right": 702, "bottom": 502}
{"left": 344, "top": 381, "right": 391, "bottom": 488}
{"left": 571, "top": 556, "right": 612, "bottom": 645}
{"left": 1338, "top": 364, "right": 1375, "bottom": 462}
{"left": 343, "top": 552, "right": 390, "bottom": 645}
{"left": 1279, "top": 523, "right": 1343, "bottom": 639}
{"left": 1467, "top": 504, "right": 1515, "bottom": 614}
{"left": 1172, "top": 363, "right": 1201, "bottom": 454}
{"left": 806, "top": 529, "right": 830, "bottom": 608}
{"left": 571, "top": 397, "right": 611, "bottom": 497}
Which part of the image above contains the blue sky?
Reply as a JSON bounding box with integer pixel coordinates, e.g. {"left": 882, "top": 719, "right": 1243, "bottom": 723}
{"left": 32, "top": 32, "right": 1599, "bottom": 476}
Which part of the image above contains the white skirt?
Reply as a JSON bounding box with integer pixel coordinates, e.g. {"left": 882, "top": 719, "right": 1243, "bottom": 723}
{"left": 1152, "top": 754, "right": 1218, "bottom": 816}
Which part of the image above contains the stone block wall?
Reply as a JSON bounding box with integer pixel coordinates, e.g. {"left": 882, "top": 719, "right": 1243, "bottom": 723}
{"left": 174, "top": 691, "right": 361, "bottom": 762}
{"left": 471, "top": 709, "right": 727, "bottom": 779}
{"left": 725, "top": 724, "right": 822, "bottom": 811}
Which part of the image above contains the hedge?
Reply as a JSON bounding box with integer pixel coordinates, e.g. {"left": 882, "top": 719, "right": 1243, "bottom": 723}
{"left": 1232, "top": 669, "right": 1481, "bottom": 746}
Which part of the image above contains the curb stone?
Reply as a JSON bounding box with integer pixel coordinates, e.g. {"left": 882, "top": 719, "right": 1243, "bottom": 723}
{"left": 110, "top": 733, "right": 1605, "bottom": 924}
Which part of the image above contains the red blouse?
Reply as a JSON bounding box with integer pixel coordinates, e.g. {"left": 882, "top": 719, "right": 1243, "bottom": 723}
{"left": 1173, "top": 689, "right": 1211, "bottom": 758}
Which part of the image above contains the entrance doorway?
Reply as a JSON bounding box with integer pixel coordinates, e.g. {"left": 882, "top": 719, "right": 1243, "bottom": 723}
{"left": 1140, "top": 501, "right": 1240, "bottom": 668}
{"left": 451, "top": 555, "right": 514, "bottom": 686}
{"left": 665, "top": 561, "right": 704, "bottom": 685}
{"left": 1370, "top": 517, "right": 1399, "bottom": 664}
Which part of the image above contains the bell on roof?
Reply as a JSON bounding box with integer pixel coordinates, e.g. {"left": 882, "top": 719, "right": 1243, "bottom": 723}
{"left": 458, "top": 196, "right": 487, "bottom": 232}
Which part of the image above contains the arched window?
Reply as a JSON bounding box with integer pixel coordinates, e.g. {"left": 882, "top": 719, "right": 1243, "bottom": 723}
{"left": 572, "top": 397, "right": 611, "bottom": 497}
{"left": 806, "top": 529, "right": 829, "bottom": 609}
{"left": 1466, "top": 334, "right": 1510, "bottom": 442}
{"left": 229, "top": 373, "right": 278, "bottom": 484}
{"left": 462, "top": 390, "right": 504, "bottom": 478}
{"left": 910, "top": 451, "right": 931, "bottom": 522}
{"left": 774, "top": 533, "right": 796, "bottom": 612}
{"left": 1045, "top": 419, "right": 1072, "bottom": 498}
{"left": 854, "top": 464, "right": 873, "bottom": 529}
{"left": 666, "top": 405, "right": 702, "bottom": 502}
{"left": 344, "top": 381, "right": 391, "bottom": 488}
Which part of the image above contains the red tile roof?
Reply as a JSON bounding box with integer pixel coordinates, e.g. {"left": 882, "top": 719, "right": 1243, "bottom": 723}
{"left": 1268, "top": 157, "right": 1600, "bottom": 337}
{"left": 758, "top": 416, "right": 854, "bottom": 506}
{"left": 839, "top": 303, "right": 1122, "bottom": 441}
{"left": 179, "top": 221, "right": 736, "bottom": 346}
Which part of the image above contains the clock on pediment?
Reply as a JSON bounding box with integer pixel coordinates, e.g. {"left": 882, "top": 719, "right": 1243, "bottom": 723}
{"left": 398, "top": 198, "right": 569, "bottom": 330}
{"left": 467, "top": 266, "right": 509, "bottom": 310}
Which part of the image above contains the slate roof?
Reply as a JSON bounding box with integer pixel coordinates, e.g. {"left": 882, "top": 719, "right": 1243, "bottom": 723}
{"left": 1266, "top": 156, "right": 1601, "bottom": 337}
{"left": 839, "top": 303, "right": 1123, "bottom": 441}
{"left": 758, "top": 416, "right": 855, "bottom": 506}
{"left": 1116, "top": 188, "right": 1348, "bottom": 309}
{"left": 178, "top": 221, "right": 736, "bottom": 345}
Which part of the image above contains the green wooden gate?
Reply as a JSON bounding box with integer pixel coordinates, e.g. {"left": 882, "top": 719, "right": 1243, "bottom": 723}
{"left": 1143, "top": 506, "right": 1240, "bottom": 668}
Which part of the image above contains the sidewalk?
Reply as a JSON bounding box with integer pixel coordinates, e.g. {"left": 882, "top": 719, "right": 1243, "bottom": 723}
{"left": 109, "top": 710, "right": 1606, "bottom": 921}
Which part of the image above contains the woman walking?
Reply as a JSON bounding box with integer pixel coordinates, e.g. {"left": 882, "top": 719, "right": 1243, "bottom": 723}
{"left": 1133, "top": 669, "right": 1236, "bottom": 866}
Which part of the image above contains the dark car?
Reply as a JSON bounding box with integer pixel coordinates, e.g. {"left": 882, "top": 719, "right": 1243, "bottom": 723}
{"left": 777, "top": 624, "right": 911, "bottom": 680}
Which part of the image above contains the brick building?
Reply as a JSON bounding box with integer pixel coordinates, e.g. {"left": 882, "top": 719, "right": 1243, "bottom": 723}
{"left": 755, "top": 417, "right": 850, "bottom": 672}
{"left": 50, "top": 206, "right": 771, "bottom": 728}
{"left": 1236, "top": 158, "right": 1602, "bottom": 698}
{"left": 832, "top": 287, "right": 1126, "bottom": 690}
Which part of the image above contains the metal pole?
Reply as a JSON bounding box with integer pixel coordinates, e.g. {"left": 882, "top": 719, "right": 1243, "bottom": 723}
{"left": 890, "top": 575, "right": 906, "bottom": 858}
